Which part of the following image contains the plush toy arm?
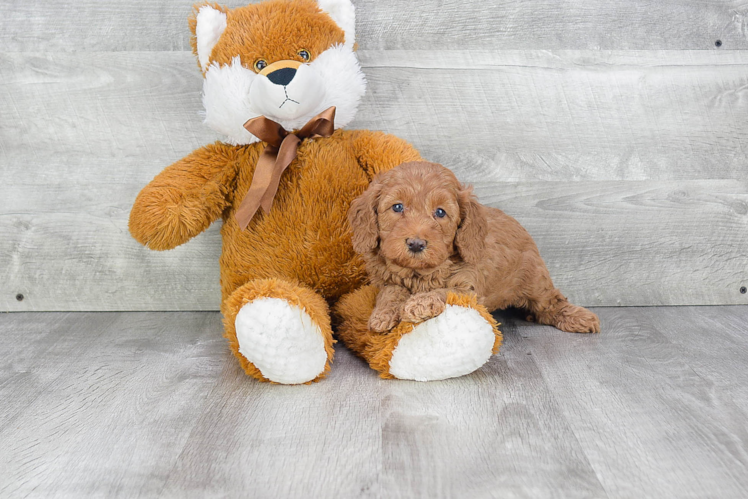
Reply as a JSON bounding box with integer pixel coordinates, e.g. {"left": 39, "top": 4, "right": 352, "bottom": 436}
{"left": 129, "top": 143, "right": 237, "bottom": 250}
{"left": 351, "top": 130, "right": 423, "bottom": 179}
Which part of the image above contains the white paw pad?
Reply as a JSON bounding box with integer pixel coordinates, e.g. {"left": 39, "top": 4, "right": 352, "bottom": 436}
{"left": 235, "top": 298, "right": 327, "bottom": 384}
{"left": 388, "top": 305, "right": 496, "bottom": 382}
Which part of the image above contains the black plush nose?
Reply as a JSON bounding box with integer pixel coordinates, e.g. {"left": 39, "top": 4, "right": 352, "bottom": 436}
{"left": 266, "top": 67, "right": 297, "bottom": 86}
{"left": 406, "top": 238, "right": 427, "bottom": 253}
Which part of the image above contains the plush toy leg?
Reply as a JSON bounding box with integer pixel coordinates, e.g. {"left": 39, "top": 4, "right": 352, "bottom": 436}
{"left": 222, "top": 278, "right": 335, "bottom": 384}
{"left": 334, "top": 286, "right": 501, "bottom": 381}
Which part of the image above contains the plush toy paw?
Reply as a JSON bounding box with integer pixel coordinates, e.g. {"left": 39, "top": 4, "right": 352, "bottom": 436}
{"left": 223, "top": 279, "right": 335, "bottom": 384}
{"left": 388, "top": 302, "right": 497, "bottom": 381}
{"left": 234, "top": 298, "right": 328, "bottom": 384}
{"left": 335, "top": 286, "right": 502, "bottom": 382}
{"left": 400, "top": 290, "right": 447, "bottom": 324}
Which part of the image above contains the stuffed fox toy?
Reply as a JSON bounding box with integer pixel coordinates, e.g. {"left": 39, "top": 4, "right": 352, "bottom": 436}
{"left": 129, "top": 0, "right": 501, "bottom": 384}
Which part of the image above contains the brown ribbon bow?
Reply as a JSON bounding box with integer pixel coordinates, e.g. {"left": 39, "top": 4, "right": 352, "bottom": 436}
{"left": 235, "top": 106, "right": 336, "bottom": 229}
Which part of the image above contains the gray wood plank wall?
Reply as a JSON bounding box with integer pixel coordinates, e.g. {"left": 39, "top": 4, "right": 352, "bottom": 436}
{"left": 1, "top": 0, "right": 747, "bottom": 311}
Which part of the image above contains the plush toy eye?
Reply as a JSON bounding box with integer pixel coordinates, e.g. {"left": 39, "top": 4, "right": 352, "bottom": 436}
{"left": 297, "top": 49, "right": 311, "bottom": 62}
{"left": 254, "top": 59, "right": 268, "bottom": 72}
{"left": 435, "top": 208, "right": 447, "bottom": 218}
{"left": 392, "top": 203, "right": 404, "bottom": 213}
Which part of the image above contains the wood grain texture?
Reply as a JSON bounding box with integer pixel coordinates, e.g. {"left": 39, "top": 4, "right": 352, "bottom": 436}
{"left": 378, "top": 340, "right": 605, "bottom": 497}
{"left": 1, "top": 180, "right": 746, "bottom": 311}
{"left": 1, "top": 49, "right": 747, "bottom": 310}
{"left": 474, "top": 180, "right": 748, "bottom": 308}
{"left": 512, "top": 307, "right": 748, "bottom": 497}
{"left": 358, "top": 50, "right": 748, "bottom": 182}
{"left": 3, "top": 0, "right": 748, "bottom": 52}
{"left": 3, "top": 50, "right": 747, "bottom": 184}
{"left": 159, "top": 338, "right": 386, "bottom": 498}
{"left": 0, "top": 311, "right": 227, "bottom": 497}
{"left": 2, "top": 307, "right": 748, "bottom": 497}
{"left": 645, "top": 306, "right": 748, "bottom": 413}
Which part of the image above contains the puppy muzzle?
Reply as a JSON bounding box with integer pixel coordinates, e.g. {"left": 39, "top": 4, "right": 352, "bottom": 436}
{"left": 406, "top": 238, "right": 427, "bottom": 253}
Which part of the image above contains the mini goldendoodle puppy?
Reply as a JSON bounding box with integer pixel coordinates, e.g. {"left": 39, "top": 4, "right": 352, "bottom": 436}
{"left": 348, "top": 161, "right": 600, "bottom": 334}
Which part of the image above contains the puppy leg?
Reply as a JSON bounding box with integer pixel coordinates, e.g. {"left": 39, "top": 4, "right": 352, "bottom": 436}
{"left": 400, "top": 289, "right": 448, "bottom": 324}
{"left": 369, "top": 285, "right": 411, "bottom": 332}
{"left": 520, "top": 252, "right": 600, "bottom": 333}
{"left": 528, "top": 289, "right": 600, "bottom": 333}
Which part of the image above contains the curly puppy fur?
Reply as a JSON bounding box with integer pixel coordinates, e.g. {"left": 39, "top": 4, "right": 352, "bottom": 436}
{"left": 348, "top": 161, "right": 600, "bottom": 334}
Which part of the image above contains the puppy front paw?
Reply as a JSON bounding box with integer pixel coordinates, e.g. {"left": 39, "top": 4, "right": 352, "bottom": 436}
{"left": 401, "top": 291, "right": 447, "bottom": 324}
{"left": 368, "top": 308, "right": 400, "bottom": 333}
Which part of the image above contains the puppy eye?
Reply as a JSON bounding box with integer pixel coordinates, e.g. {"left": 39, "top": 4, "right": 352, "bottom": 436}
{"left": 297, "top": 49, "right": 311, "bottom": 62}
{"left": 392, "top": 203, "right": 404, "bottom": 213}
{"left": 254, "top": 59, "right": 268, "bottom": 72}
{"left": 435, "top": 208, "right": 447, "bottom": 218}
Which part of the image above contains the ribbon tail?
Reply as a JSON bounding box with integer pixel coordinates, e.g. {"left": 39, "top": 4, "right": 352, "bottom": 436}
{"left": 260, "top": 134, "right": 301, "bottom": 213}
{"left": 235, "top": 146, "right": 279, "bottom": 229}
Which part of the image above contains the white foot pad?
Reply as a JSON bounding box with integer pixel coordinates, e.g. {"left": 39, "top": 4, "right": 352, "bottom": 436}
{"left": 388, "top": 305, "right": 496, "bottom": 381}
{"left": 235, "top": 298, "right": 327, "bottom": 384}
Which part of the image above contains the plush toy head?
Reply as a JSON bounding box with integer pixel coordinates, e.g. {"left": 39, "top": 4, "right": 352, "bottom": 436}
{"left": 189, "top": 0, "right": 365, "bottom": 145}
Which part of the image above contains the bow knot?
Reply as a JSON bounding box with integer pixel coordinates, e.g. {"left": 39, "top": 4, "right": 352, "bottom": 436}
{"left": 235, "top": 106, "right": 336, "bottom": 229}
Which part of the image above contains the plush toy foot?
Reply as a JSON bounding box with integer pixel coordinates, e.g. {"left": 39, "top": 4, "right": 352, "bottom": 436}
{"left": 223, "top": 279, "right": 335, "bottom": 384}
{"left": 334, "top": 286, "right": 501, "bottom": 381}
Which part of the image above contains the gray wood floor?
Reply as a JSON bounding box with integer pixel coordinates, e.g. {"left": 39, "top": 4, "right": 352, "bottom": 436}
{"left": 1, "top": 307, "right": 748, "bottom": 498}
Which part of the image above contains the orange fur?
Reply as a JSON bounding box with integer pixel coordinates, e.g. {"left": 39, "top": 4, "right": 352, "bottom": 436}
{"left": 189, "top": 0, "right": 345, "bottom": 74}
{"left": 130, "top": 0, "right": 425, "bottom": 383}
{"left": 347, "top": 161, "right": 601, "bottom": 334}
{"left": 135, "top": 0, "right": 524, "bottom": 383}
{"left": 130, "top": 129, "right": 421, "bottom": 381}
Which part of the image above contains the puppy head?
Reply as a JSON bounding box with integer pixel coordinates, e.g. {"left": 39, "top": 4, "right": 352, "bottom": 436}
{"left": 348, "top": 161, "right": 487, "bottom": 269}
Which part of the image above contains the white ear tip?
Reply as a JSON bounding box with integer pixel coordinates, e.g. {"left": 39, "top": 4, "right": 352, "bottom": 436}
{"left": 317, "top": 0, "right": 356, "bottom": 48}
{"left": 196, "top": 6, "right": 228, "bottom": 71}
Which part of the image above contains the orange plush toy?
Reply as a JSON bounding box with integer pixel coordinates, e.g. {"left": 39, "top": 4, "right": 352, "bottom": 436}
{"left": 130, "top": 0, "right": 499, "bottom": 384}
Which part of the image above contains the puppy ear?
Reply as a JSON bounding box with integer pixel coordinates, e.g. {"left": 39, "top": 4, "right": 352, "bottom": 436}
{"left": 348, "top": 182, "right": 381, "bottom": 255}
{"left": 455, "top": 186, "right": 488, "bottom": 264}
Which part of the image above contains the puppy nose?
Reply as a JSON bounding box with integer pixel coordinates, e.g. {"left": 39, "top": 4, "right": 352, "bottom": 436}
{"left": 406, "top": 238, "right": 427, "bottom": 253}
{"left": 266, "top": 67, "right": 296, "bottom": 86}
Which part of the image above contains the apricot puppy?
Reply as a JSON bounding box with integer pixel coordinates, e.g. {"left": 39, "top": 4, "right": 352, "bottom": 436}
{"left": 348, "top": 161, "right": 600, "bottom": 334}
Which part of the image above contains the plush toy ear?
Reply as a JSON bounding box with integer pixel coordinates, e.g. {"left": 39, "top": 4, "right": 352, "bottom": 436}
{"left": 455, "top": 186, "right": 488, "bottom": 265}
{"left": 348, "top": 182, "right": 381, "bottom": 255}
{"left": 191, "top": 4, "right": 228, "bottom": 71}
{"left": 317, "top": 0, "right": 355, "bottom": 49}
